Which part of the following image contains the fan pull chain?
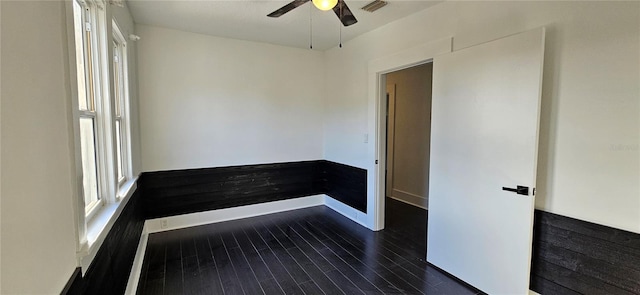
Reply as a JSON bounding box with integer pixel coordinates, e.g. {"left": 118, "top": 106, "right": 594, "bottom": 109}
{"left": 339, "top": 2, "right": 343, "bottom": 48}
{"left": 309, "top": 4, "right": 313, "bottom": 49}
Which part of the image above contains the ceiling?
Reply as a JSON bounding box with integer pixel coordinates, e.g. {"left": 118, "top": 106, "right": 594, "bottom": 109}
{"left": 127, "top": 0, "right": 441, "bottom": 51}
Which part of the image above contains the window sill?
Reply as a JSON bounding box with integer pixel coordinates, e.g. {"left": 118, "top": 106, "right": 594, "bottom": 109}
{"left": 79, "top": 176, "right": 138, "bottom": 271}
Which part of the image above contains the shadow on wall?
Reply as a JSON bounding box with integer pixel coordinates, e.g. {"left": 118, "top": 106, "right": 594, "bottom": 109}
{"left": 535, "top": 25, "right": 559, "bottom": 211}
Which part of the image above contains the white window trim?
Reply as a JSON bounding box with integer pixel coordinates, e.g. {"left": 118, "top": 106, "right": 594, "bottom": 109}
{"left": 91, "top": 0, "right": 117, "bottom": 208}
{"left": 112, "top": 19, "right": 133, "bottom": 195}
{"left": 65, "top": 0, "right": 137, "bottom": 270}
{"left": 81, "top": 178, "right": 138, "bottom": 271}
{"left": 85, "top": 198, "right": 104, "bottom": 222}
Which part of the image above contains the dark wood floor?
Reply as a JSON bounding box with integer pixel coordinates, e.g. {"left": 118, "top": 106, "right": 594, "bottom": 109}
{"left": 136, "top": 198, "right": 480, "bottom": 294}
{"left": 384, "top": 198, "right": 428, "bottom": 259}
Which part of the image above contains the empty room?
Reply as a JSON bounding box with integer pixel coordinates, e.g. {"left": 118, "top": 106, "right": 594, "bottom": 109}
{"left": 1, "top": 0, "right": 639, "bottom": 294}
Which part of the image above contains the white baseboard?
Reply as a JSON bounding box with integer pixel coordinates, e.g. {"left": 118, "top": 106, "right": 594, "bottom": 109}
{"left": 390, "top": 189, "right": 428, "bottom": 209}
{"left": 145, "top": 195, "right": 325, "bottom": 234}
{"left": 124, "top": 223, "right": 149, "bottom": 295}
{"left": 324, "top": 195, "right": 368, "bottom": 228}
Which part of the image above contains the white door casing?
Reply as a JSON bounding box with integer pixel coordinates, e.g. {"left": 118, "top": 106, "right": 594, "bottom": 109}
{"left": 369, "top": 37, "right": 453, "bottom": 231}
{"left": 426, "top": 28, "right": 545, "bottom": 294}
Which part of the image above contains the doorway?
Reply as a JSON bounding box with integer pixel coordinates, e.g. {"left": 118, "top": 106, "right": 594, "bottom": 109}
{"left": 383, "top": 63, "right": 433, "bottom": 257}
{"left": 368, "top": 38, "right": 452, "bottom": 232}
{"left": 369, "top": 30, "right": 543, "bottom": 294}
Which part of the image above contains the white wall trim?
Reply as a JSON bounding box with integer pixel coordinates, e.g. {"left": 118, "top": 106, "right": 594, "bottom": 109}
{"left": 392, "top": 188, "right": 425, "bottom": 200}
{"left": 324, "top": 195, "right": 369, "bottom": 228}
{"left": 124, "top": 222, "right": 149, "bottom": 295}
{"left": 367, "top": 37, "right": 453, "bottom": 231}
{"left": 145, "top": 195, "right": 325, "bottom": 234}
{"left": 389, "top": 192, "right": 428, "bottom": 210}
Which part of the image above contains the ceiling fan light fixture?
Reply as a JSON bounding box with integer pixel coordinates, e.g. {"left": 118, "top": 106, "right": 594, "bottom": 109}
{"left": 312, "top": 0, "right": 338, "bottom": 11}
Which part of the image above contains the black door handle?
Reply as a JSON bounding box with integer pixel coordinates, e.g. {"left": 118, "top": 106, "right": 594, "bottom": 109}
{"left": 502, "top": 185, "right": 529, "bottom": 196}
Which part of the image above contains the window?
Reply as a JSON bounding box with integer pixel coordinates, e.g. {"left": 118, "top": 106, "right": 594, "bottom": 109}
{"left": 73, "top": 0, "right": 106, "bottom": 219}
{"left": 112, "top": 21, "right": 131, "bottom": 190}
{"left": 70, "top": 0, "right": 137, "bottom": 270}
{"left": 71, "top": 0, "right": 133, "bottom": 221}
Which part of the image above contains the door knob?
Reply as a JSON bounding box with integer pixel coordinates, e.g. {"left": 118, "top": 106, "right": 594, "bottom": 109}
{"left": 502, "top": 185, "right": 529, "bottom": 196}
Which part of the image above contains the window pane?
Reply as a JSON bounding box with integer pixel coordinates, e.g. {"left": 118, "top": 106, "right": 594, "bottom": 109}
{"left": 113, "top": 42, "right": 121, "bottom": 117}
{"left": 115, "top": 120, "right": 123, "bottom": 181}
{"left": 79, "top": 117, "right": 99, "bottom": 208}
{"left": 73, "top": 1, "right": 89, "bottom": 110}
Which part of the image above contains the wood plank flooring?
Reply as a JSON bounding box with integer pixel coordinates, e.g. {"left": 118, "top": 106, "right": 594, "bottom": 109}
{"left": 136, "top": 199, "right": 481, "bottom": 294}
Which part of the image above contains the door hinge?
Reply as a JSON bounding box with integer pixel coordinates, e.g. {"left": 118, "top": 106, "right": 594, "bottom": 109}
{"left": 375, "top": 160, "right": 378, "bottom": 164}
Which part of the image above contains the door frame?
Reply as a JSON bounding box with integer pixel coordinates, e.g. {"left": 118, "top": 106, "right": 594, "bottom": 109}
{"left": 366, "top": 38, "right": 452, "bottom": 231}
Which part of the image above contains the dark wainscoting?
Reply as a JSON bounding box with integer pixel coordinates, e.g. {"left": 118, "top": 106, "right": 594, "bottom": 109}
{"left": 139, "top": 160, "right": 367, "bottom": 219}
{"left": 530, "top": 210, "right": 640, "bottom": 295}
{"left": 62, "top": 189, "right": 145, "bottom": 295}
{"left": 63, "top": 165, "right": 640, "bottom": 295}
{"left": 60, "top": 268, "right": 83, "bottom": 295}
{"left": 140, "top": 161, "right": 324, "bottom": 219}
{"left": 320, "top": 160, "right": 367, "bottom": 213}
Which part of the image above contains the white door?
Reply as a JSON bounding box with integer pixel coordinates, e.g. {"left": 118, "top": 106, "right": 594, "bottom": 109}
{"left": 426, "top": 28, "right": 545, "bottom": 294}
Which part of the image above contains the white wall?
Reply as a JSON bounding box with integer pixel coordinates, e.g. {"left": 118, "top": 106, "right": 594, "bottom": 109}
{"left": 0, "top": 1, "right": 141, "bottom": 293}
{"left": 324, "top": 1, "right": 640, "bottom": 233}
{"left": 1, "top": 2, "right": 78, "bottom": 293}
{"left": 137, "top": 25, "right": 325, "bottom": 172}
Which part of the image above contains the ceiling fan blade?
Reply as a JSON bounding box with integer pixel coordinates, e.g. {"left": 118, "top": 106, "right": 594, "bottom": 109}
{"left": 332, "top": 0, "right": 358, "bottom": 26}
{"left": 268, "top": 0, "right": 310, "bottom": 17}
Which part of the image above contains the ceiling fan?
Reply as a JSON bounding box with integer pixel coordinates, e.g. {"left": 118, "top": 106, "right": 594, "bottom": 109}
{"left": 267, "top": 0, "right": 358, "bottom": 27}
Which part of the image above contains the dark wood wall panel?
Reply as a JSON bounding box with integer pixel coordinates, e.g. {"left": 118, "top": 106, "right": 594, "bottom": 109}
{"left": 62, "top": 189, "right": 145, "bottom": 295}
{"left": 108, "top": 189, "right": 146, "bottom": 294}
{"left": 140, "top": 160, "right": 367, "bottom": 219}
{"left": 531, "top": 210, "right": 640, "bottom": 295}
{"left": 63, "top": 166, "right": 639, "bottom": 295}
{"left": 320, "top": 160, "right": 367, "bottom": 213}
{"left": 61, "top": 268, "right": 83, "bottom": 295}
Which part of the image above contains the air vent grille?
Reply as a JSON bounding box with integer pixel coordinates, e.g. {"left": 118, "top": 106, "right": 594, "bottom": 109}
{"left": 361, "top": 0, "right": 387, "bottom": 12}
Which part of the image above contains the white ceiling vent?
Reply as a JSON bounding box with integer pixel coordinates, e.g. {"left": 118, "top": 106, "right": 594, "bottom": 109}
{"left": 361, "top": 0, "right": 388, "bottom": 13}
